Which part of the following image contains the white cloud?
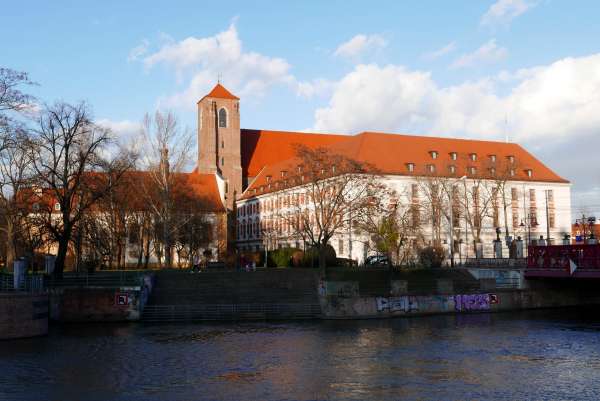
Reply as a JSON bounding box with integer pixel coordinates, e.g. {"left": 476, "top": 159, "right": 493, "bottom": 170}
{"left": 422, "top": 41, "right": 457, "bottom": 60}
{"left": 138, "top": 22, "right": 294, "bottom": 109}
{"left": 97, "top": 118, "right": 141, "bottom": 143}
{"left": 312, "top": 54, "right": 600, "bottom": 195}
{"left": 296, "top": 78, "right": 336, "bottom": 99}
{"left": 333, "top": 34, "right": 387, "bottom": 59}
{"left": 481, "top": 0, "right": 536, "bottom": 27}
{"left": 451, "top": 39, "right": 508, "bottom": 69}
{"left": 127, "top": 39, "right": 149, "bottom": 62}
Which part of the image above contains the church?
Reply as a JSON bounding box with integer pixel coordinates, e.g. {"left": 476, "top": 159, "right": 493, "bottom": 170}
{"left": 196, "top": 83, "right": 571, "bottom": 263}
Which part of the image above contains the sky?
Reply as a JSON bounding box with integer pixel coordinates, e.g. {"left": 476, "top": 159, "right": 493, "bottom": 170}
{"left": 3, "top": 0, "right": 600, "bottom": 217}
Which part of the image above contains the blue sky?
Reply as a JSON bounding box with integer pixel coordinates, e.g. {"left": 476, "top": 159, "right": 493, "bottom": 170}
{"left": 3, "top": 0, "right": 600, "bottom": 214}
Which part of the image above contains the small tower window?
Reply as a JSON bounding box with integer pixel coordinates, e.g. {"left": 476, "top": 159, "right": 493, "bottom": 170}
{"left": 218, "top": 108, "right": 227, "bottom": 128}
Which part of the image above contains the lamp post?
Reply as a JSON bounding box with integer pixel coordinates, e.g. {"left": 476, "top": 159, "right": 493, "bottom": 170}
{"left": 574, "top": 215, "right": 596, "bottom": 243}
{"left": 520, "top": 214, "right": 538, "bottom": 256}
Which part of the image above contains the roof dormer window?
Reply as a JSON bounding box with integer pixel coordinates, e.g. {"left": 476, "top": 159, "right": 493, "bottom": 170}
{"left": 450, "top": 152, "right": 457, "bottom": 161}
{"left": 449, "top": 165, "right": 456, "bottom": 174}
{"left": 430, "top": 151, "right": 438, "bottom": 159}
{"left": 507, "top": 155, "right": 515, "bottom": 164}
{"left": 281, "top": 170, "right": 287, "bottom": 178}
{"left": 489, "top": 154, "right": 496, "bottom": 163}
{"left": 489, "top": 167, "right": 496, "bottom": 176}
{"left": 470, "top": 153, "right": 477, "bottom": 161}
{"left": 509, "top": 169, "right": 515, "bottom": 177}
{"left": 406, "top": 163, "right": 415, "bottom": 172}
{"left": 266, "top": 175, "right": 272, "bottom": 183}
{"left": 427, "top": 164, "right": 436, "bottom": 173}
{"left": 468, "top": 166, "right": 477, "bottom": 175}
{"left": 525, "top": 169, "right": 533, "bottom": 178}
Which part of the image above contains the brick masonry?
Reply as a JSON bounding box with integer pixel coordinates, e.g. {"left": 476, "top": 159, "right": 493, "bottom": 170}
{"left": 0, "top": 293, "right": 48, "bottom": 340}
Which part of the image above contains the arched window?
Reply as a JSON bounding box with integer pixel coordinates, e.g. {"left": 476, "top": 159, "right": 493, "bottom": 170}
{"left": 218, "top": 108, "right": 227, "bottom": 128}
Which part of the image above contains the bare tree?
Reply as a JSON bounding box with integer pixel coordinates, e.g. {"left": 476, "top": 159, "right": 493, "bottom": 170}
{"left": 0, "top": 129, "right": 34, "bottom": 268}
{"left": 29, "top": 101, "right": 131, "bottom": 277}
{"left": 138, "top": 110, "right": 193, "bottom": 268}
{"left": 356, "top": 188, "right": 420, "bottom": 266}
{"left": 0, "top": 68, "right": 36, "bottom": 126}
{"left": 276, "top": 145, "right": 381, "bottom": 270}
{"left": 0, "top": 68, "right": 37, "bottom": 269}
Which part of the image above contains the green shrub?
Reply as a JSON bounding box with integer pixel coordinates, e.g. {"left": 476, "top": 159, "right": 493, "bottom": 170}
{"left": 269, "top": 247, "right": 302, "bottom": 267}
{"left": 418, "top": 246, "right": 446, "bottom": 269}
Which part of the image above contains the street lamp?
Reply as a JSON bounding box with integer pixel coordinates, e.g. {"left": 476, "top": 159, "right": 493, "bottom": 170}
{"left": 574, "top": 215, "right": 596, "bottom": 243}
{"left": 520, "top": 214, "right": 538, "bottom": 255}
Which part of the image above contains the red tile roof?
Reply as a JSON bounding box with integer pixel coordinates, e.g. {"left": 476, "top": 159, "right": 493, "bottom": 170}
{"left": 198, "top": 83, "right": 239, "bottom": 102}
{"left": 21, "top": 171, "right": 226, "bottom": 214}
{"left": 240, "top": 129, "right": 348, "bottom": 177}
{"left": 240, "top": 131, "right": 568, "bottom": 200}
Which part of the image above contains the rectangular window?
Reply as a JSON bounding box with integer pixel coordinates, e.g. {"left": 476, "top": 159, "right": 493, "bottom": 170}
{"left": 529, "top": 189, "right": 537, "bottom": 225}
{"left": 510, "top": 188, "right": 519, "bottom": 229}
{"left": 547, "top": 189, "right": 555, "bottom": 229}
{"left": 338, "top": 239, "right": 344, "bottom": 255}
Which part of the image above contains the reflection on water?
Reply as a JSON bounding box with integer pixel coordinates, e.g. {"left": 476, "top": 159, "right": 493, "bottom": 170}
{"left": 1, "top": 308, "right": 600, "bottom": 401}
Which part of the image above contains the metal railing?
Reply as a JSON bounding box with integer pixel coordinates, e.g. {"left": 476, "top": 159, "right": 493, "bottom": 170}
{"left": 463, "top": 258, "right": 527, "bottom": 268}
{"left": 47, "top": 271, "right": 148, "bottom": 288}
{"left": 0, "top": 273, "right": 46, "bottom": 292}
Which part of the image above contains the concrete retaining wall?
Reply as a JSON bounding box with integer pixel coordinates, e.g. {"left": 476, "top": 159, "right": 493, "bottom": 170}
{"left": 50, "top": 274, "right": 154, "bottom": 322}
{"left": 320, "top": 286, "right": 600, "bottom": 319}
{"left": 50, "top": 287, "right": 146, "bottom": 322}
{"left": 0, "top": 293, "right": 48, "bottom": 340}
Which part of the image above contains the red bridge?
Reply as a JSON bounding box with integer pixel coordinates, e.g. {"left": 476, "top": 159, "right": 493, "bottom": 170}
{"left": 525, "top": 244, "right": 600, "bottom": 278}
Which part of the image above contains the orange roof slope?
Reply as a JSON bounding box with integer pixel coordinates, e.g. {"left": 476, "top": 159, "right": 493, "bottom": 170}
{"left": 198, "top": 83, "right": 239, "bottom": 102}
{"left": 240, "top": 129, "right": 349, "bottom": 177}
{"left": 241, "top": 131, "right": 568, "bottom": 199}
{"left": 184, "top": 172, "right": 226, "bottom": 212}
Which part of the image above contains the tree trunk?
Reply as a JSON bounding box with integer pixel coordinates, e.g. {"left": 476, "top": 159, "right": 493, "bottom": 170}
{"left": 54, "top": 237, "right": 69, "bottom": 279}
{"left": 318, "top": 243, "right": 327, "bottom": 273}
{"left": 5, "top": 220, "right": 16, "bottom": 272}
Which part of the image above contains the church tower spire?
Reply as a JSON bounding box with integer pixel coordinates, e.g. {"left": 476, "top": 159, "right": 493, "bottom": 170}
{"left": 197, "top": 83, "right": 242, "bottom": 210}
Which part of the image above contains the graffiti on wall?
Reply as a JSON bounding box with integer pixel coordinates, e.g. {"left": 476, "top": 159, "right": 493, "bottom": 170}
{"left": 453, "top": 294, "right": 498, "bottom": 311}
{"left": 376, "top": 296, "right": 419, "bottom": 313}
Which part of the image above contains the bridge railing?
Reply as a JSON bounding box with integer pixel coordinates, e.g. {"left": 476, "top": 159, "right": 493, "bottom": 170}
{"left": 527, "top": 244, "right": 600, "bottom": 270}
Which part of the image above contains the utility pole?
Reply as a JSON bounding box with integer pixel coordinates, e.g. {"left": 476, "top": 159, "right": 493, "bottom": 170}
{"left": 545, "top": 190, "right": 550, "bottom": 243}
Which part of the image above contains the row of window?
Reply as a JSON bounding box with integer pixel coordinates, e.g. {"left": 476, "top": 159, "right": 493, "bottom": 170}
{"left": 429, "top": 151, "right": 513, "bottom": 163}
{"left": 237, "top": 192, "right": 314, "bottom": 217}
{"left": 408, "top": 163, "right": 532, "bottom": 178}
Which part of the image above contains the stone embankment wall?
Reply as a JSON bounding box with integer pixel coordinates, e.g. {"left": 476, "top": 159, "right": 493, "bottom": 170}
{"left": 320, "top": 275, "right": 600, "bottom": 319}
{"left": 0, "top": 293, "right": 48, "bottom": 340}
{"left": 50, "top": 274, "right": 154, "bottom": 322}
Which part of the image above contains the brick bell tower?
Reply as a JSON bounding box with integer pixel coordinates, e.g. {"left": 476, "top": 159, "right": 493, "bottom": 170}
{"left": 197, "top": 83, "right": 243, "bottom": 210}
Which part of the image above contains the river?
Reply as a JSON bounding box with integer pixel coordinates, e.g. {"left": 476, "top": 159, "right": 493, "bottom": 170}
{"left": 1, "top": 308, "right": 600, "bottom": 401}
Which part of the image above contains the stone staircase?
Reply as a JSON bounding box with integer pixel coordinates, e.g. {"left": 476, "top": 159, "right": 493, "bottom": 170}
{"left": 141, "top": 269, "right": 321, "bottom": 322}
